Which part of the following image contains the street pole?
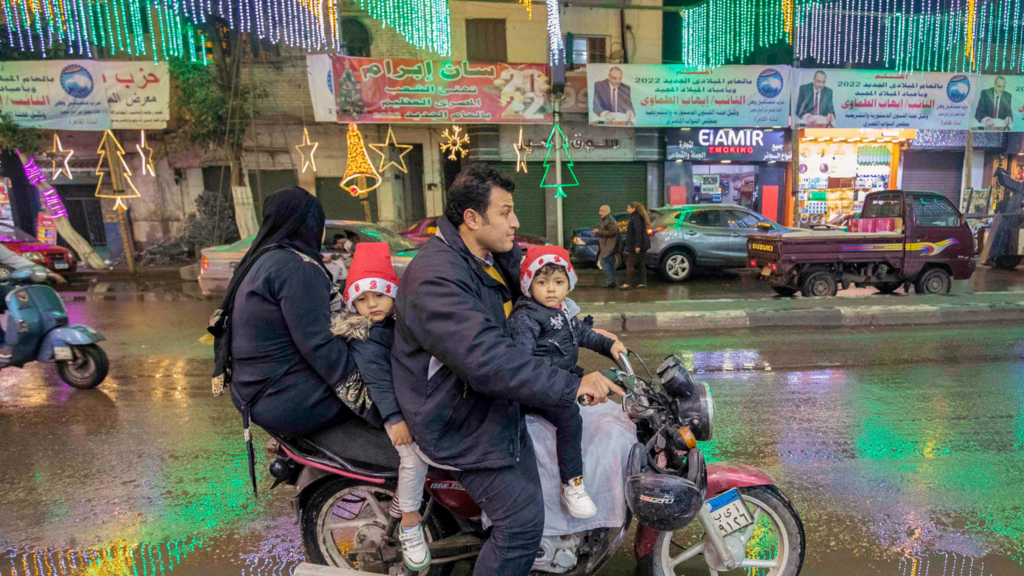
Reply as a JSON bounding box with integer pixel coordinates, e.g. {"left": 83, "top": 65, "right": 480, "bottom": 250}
{"left": 790, "top": 4, "right": 801, "bottom": 228}
{"left": 554, "top": 98, "right": 564, "bottom": 247}
{"left": 103, "top": 134, "right": 136, "bottom": 274}
{"left": 963, "top": 130, "right": 974, "bottom": 205}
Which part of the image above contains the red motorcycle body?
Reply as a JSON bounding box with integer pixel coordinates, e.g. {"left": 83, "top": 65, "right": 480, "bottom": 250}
{"left": 424, "top": 469, "right": 481, "bottom": 518}
{"left": 632, "top": 462, "right": 774, "bottom": 558}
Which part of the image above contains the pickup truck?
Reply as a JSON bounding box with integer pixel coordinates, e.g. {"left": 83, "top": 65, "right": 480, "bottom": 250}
{"left": 748, "top": 190, "right": 975, "bottom": 297}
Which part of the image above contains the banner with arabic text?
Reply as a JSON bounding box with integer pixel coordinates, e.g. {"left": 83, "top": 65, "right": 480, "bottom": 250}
{"left": 793, "top": 69, "right": 978, "bottom": 130}
{"left": 331, "top": 56, "right": 552, "bottom": 123}
{"left": 971, "top": 74, "right": 1024, "bottom": 132}
{"left": 307, "top": 55, "right": 337, "bottom": 123}
{"left": 586, "top": 64, "right": 791, "bottom": 128}
{"left": 0, "top": 60, "right": 169, "bottom": 130}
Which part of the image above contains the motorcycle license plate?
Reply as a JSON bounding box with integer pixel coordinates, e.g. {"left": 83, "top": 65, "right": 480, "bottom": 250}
{"left": 706, "top": 489, "right": 755, "bottom": 538}
{"left": 53, "top": 346, "right": 73, "bottom": 361}
{"left": 54, "top": 262, "right": 69, "bottom": 270}
{"left": 761, "top": 265, "right": 772, "bottom": 277}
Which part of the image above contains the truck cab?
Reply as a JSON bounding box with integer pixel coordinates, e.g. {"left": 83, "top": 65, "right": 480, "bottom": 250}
{"left": 748, "top": 190, "right": 975, "bottom": 297}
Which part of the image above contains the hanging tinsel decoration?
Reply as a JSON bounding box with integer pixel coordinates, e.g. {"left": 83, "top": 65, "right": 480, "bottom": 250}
{"left": 546, "top": 0, "right": 565, "bottom": 66}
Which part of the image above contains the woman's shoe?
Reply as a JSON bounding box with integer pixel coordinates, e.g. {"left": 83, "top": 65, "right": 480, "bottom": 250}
{"left": 637, "top": 284, "right": 647, "bottom": 289}
{"left": 619, "top": 284, "right": 633, "bottom": 290}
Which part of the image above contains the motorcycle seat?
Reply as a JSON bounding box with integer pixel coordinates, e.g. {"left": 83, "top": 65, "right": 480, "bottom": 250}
{"left": 305, "top": 417, "right": 401, "bottom": 472}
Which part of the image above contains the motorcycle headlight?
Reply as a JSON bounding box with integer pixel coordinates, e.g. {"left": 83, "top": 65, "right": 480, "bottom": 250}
{"left": 674, "top": 382, "right": 713, "bottom": 442}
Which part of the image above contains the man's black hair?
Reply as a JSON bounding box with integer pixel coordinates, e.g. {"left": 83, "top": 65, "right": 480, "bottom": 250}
{"left": 444, "top": 164, "right": 516, "bottom": 227}
{"left": 332, "top": 234, "right": 346, "bottom": 244}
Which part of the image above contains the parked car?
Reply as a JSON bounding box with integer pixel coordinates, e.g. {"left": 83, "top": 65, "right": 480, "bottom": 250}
{"left": 0, "top": 226, "right": 77, "bottom": 276}
{"left": 569, "top": 211, "right": 662, "bottom": 265}
{"left": 749, "top": 190, "right": 975, "bottom": 297}
{"left": 646, "top": 205, "right": 793, "bottom": 282}
{"left": 198, "top": 221, "right": 419, "bottom": 296}
{"left": 401, "top": 216, "right": 550, "bottom": 250}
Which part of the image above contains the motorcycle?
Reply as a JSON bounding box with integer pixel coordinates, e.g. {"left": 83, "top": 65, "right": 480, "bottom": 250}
{"left": 269, "top": 353, "right": 805, "bottom": 576}
{"left": 0, "top": 267, "right": 108, "bottom": 389}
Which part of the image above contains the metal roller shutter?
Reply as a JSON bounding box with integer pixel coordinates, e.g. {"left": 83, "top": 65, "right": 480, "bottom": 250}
{"left": 901, "top": 151, "right": 964, "bottom": 206}
{"left": 562, "top": 162, "right": 648, "bottom": 236}
{"left": 316, "top": 178, "right": 379, "bottom": 223}
{"left": 248, "top": 170, "right": 298, "bottom": 221}
{"left": 485, "top": 162, "right": 547, "bottom": 238}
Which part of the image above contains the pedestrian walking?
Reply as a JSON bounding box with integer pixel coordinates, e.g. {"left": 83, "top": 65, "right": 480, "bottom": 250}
{"left": 621, "top": 201, "right": 651, "bottom": 290}
{"left": 595, "top": 205, "right": 619, "bottom": 288}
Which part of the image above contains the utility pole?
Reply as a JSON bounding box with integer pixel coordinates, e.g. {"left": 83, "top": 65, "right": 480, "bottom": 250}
{"left": 102, "top": 134, "right": 137, "bottom": 274}
{"left": 554, "top": 98, "right": 564, "bottom": 247}
{"left": 790, "top": 3, "right": 801, "bottom": 227}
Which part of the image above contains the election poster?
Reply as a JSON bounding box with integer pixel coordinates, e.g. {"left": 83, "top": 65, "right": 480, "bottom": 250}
{"left": 331, "top": 56, "right": 553, "bottom": 123}
{"left": 102, "top": 62, "right": 170, "bottom": 129}
{"left": 793, "top": 69, "right": 978, "bottom": 130}
{"left": 586, "top": 64, "right": 791, "bottom": 128}
{"left": 971, "top": 74, "right": 1023, "bottom": 131}
{"left": 306, "top": 54, "right": 338, "bottom": 123}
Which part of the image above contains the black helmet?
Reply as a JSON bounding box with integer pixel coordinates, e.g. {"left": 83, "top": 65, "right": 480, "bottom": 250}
{"left": 626, "top": 474, "right": 703, "bottom": 531}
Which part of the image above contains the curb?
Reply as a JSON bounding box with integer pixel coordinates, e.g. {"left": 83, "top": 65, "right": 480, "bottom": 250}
{"left": 58, "top": 292, "right": 210, "bottom": 303}
{"left": 592, "top": 300, "right": 1024, "bottom": 333}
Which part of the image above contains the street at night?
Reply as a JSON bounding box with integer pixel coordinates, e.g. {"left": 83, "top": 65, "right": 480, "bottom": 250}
{"left": 2, "top": 296, "right": 1022, "bottom": 576}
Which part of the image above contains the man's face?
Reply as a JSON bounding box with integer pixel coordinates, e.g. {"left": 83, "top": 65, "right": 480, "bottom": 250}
{"left": 995, "top": 78, "right": 1006, "bottom": 95}
{"left": 474, "top": 187, "right": 519, "bottom": 254}
{"left": 599, "top": 205, "right": 610, "bottom": 218}
{"left": 609, "top": 70, "right": 623, "bottom": 88}
{"left": 813, "top": 73, "right": 826, "bottom": 91}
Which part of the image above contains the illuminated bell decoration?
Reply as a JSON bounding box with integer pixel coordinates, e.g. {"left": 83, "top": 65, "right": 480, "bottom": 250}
{"left": 94, "top": 130, "right": 141, "bottom": 211}
{"left": 440, "top": 125, "right": 470, "bottom": 162}
{"left": 341, "top": 124, "right": 382, "bottom": 197}
{"left": 46, "top": 134, "right": 75, "bottom": 181}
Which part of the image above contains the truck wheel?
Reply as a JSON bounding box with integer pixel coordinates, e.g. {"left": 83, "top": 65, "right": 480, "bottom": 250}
{"left": 915, "top": 268, "right": 952, "bottom": 294}
{"left": 800, "top": 271, "right": 838, "bottom": 297}
{"left": 660, "top": 250, "right": 694, "bottom": 282}
{"left": 875, "top": 282, "right": 901, "bottom": 294}
{"left": 771, "top": 286, "right": 798, "bottom": 297}
{"left": 992, "top": 255, "right": 1022, "bottom": 270}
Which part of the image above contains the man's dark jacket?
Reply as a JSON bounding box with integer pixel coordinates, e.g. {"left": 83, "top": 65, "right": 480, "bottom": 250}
{"left": 391, "top": 216, "right": 582, "bottom": 470}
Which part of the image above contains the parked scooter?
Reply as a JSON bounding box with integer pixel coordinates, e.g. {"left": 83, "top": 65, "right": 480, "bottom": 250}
{"left": 270, "top": 353, "right": 805, "bottom": 576}
{"left": 0, "top": 266, "right": 108, "bottom": 389}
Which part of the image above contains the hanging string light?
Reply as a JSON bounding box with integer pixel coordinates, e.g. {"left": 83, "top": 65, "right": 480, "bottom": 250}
{"left": 546, "top": 0, "right": 565, "bottom": 66}
{"left": 355, "top": 0, "right": 451, "bottom": 56}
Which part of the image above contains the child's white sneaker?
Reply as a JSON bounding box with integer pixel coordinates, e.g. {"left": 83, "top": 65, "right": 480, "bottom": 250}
{"left": 399, "top": 524, "right": 431, "bottom": 571}
{"left": 561, "top": 476, "right": 597, "bottom": 518}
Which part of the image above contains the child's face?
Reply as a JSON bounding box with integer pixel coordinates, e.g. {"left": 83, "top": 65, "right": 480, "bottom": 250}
{"left": 354, "top": 292, "right": 394, "bottom": 321}
{"left": 531, "top": 270, "right": 570, "bottom": 309}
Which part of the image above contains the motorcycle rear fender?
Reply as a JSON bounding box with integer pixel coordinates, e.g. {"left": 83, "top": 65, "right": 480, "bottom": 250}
{"left": 291, "top": 466, "right": 331, "bottom": 519}
{"left": 633, "top": 462, "right": 775, "bottom": 559}
{"left": 38, "top": 325, "right": 106, "bottom": 361}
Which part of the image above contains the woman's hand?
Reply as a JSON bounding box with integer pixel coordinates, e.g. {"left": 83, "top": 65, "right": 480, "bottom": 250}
{"left": 635, "top": 247, "right": 641, "bottom": 254}
{"left": 388, "top": 420, "right": 414, "bottom": 447}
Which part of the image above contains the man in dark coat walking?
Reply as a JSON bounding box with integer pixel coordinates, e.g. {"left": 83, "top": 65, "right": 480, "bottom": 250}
{"left": 392, "top": 164, "right": 622, "bottom": 576}
{"left": 596, "top": 205, "right": 619, "bottom": 287}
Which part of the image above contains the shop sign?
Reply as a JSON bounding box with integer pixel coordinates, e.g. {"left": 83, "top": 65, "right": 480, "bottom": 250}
{"left": 667, "top": 128, "right": 791, "bottom": 162}
{"left": 499, "top": 124, "right": 634, "bottom": 162}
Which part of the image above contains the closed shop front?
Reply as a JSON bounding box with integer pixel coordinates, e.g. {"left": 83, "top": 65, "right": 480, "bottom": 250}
{"left": 248, "top": 170, "right": 298, "bottom": 220}
{"left": 483, "top": 162, "right": 546, "bottom": 238}
{"left": 562, "top": 162, "right": 648, "bottom": 234}
{"left": 901, "top": 151, "right": 964, "bottom": 206}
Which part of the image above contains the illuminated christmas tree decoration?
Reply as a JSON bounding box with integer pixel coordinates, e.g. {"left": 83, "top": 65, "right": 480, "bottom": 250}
{"left": 341, "top": 124, "right": 382, "bottom": 197}
{"left": 369, "top": 126, "right": 413, "bottom": 174}
{"left": 294, "top": 126, "right": 319, "bottom": 173}
{"left": 46, "top": 133, "right": 75, "bottom": 181}
{"left": 539, "top": 123, "right": 578, "bottom": 200}
{"left": 513, "top": 126, "right": 532, "bottom": 173}
{"left": 136, "top": 130, "right": 156, "bottom": 177}
{"left": 440, "top": 125, "right": 469, "bottom": 162}
{"left": 94, "top": 130, "right": 141, "bottom": 211}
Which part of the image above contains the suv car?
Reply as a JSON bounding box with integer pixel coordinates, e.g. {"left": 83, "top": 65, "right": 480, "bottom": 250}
{"left": 647, "top": 205, "right": 792, "bottom": 281}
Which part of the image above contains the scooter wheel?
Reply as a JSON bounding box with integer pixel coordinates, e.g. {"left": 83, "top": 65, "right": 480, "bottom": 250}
{"left": 56, "top": 344, "right": 109, "bottom": 389}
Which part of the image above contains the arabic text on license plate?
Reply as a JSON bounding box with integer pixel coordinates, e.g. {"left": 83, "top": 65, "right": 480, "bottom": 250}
{"left": 706, "top": 489, "right": 755, "bottom": 538}
{"left": 53, "top": 346, "right": 73, "bottom": 361}
{"left": 761, "top": 265, "right": 772, "bottom": 277}
{"left": 54, "top": 262, "right": 69, "bottom": 269}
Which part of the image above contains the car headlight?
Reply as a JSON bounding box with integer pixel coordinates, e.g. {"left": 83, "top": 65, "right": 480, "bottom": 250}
{"left": 572, "top": 237, "right": 586, "bottom": 246}
{"left": 22, "top": 252, "right": 45, "bottom": 261}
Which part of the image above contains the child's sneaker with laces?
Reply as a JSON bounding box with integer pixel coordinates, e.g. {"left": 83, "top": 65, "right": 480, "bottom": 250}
{"left": 399, "top": 524, "right": 431, "bottom": 571}
{"left": 561, "top": 476, "right": 597, "bottom": 518}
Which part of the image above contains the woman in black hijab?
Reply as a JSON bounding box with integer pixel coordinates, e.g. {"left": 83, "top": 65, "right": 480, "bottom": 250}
{"left": 220, "top": 187, "right": 355, "bottom": 438}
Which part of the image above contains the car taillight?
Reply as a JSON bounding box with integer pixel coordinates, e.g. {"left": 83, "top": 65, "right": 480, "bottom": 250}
{"left": 771, "top": 263, "right": 777, "bottom": 271}
{"left": 750, "top": 260, "right": 757, "bottom": 267}
{"left": 201, "top": 256, "right": 210, "bottom": 271}
{"left": 648, "top": 226, "right": 667, "bottom": 235}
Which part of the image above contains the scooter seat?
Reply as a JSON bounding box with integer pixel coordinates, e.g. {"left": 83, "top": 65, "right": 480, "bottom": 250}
{"left": 306, "top": 417, "right": 401, "bottom": 471}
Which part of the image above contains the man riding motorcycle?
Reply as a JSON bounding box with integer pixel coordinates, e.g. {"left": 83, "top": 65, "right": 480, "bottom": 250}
{"left": 0, "top": 242, "right": 65, "bottom": 359}
{"left": 391, "top": 165, "right": 623, "bottom": 576}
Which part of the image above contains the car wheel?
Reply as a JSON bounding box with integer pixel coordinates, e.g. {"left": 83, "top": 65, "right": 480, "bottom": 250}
{"left": 800, "top": 270, "right": 838, "bottom": 297}
{"left": 915, "top": 268, "right": 952, "bottom": 294}
{"left": 660, "top": 250, "right": 694, "bottom": 282}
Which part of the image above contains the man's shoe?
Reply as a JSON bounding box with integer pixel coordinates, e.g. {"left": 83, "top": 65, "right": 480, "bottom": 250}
{"left": 0, "top": 345, "right": 12, "bottom": 360}
{"left": 561, "top": 477, "right": 597, "bottom": 518}
{"left": 604, "top": 282, "right": 615, "bottom": 288}
{"left": 399, "top": 524, "right": 431, "bottom": 571}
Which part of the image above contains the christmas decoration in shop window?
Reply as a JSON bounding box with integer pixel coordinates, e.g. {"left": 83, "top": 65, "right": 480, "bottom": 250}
{"left": 341, "top": 123, "right": 382, "bottom": 198}
{"left": 295, "top": 127, "right": 319, "bottom": 173}
{"left": 45, "top": 134, "right": 74, "bottom": 181}
{"left": 513, "top": 126, "right": 532, "bottom": 174}
{"left": 136, "top": 131, "right": 156, "bottom": 177}
{"left": 539, "top": 124, "right": 578, "bottom": 200}
{"left": 440, "top": 125, "right": 470, "bottom": 162}
{"left": 370, "top": 126, "right": 414, "bottom": 174}
{"left": 94, "top": 130, "right": 141, "bottom": 211}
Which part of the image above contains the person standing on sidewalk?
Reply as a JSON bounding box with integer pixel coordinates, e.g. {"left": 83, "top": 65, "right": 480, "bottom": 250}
{"left": 596, "top": 205, "right": 619, "bottom": 288}
{"left": 621, "top": 201, "right": 651, "bottom": 290}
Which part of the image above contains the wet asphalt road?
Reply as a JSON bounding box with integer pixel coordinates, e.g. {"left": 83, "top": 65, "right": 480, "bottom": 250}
{"left": 1, "top": 298, "right": 1023, "bottom": 576}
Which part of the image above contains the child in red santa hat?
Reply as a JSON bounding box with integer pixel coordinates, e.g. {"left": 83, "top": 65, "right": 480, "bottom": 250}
{"left": 508, "top": 246, "right": 628, "bottom": 518}
{"left": 334, "top": 242, "right": 431, "bottom": 571}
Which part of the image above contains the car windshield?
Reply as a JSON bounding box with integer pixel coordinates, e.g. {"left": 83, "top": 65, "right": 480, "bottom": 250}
{"left": 0, "top": 225, "right": 38, "bottom": 243}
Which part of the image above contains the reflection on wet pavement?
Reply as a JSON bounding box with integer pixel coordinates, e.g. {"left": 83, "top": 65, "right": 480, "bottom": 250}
{"left": 1, "top": 299, "right": 1022, "bottom": 576}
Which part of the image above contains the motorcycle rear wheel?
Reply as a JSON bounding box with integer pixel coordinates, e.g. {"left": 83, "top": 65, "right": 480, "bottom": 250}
{"left": 56, "top": 344, "right": 108, "bottom": 389}
{"left": 640, "top": 485, "right": 805, "bottom": 576}
{"left": 301, "top": 477, "right": 453, "bottom": 576}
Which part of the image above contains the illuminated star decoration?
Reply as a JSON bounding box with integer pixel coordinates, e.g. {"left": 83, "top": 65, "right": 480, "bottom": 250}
{"left": 513, "top": 126, "right": 533, "bottom": 173}
{"left": 295, "top": 127, "right": 319, "bottom": 173}
{"left": 440, "top": 125, "right": 470, "bottom": 161}
{"left": 369, "top": 126, "right": 414, "bottom": 174}
{"left": 46, "top": 133, "right": 75, "bottom": 181}
{"left": 136, "top": 130, "right": 156, "bottom": 177}
{"left": 94, "top": 130, "right": 141, "bottom": 211}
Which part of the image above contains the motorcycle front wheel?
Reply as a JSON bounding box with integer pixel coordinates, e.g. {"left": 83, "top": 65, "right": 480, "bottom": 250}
{"left": 301, "top": 477, "right": 454, "bottom": 576}
{"left": 56, "top": 344, "right": 109, "bottom": 389}
{"left": 640, "top": 485, "right": 805, "bottom": 576}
